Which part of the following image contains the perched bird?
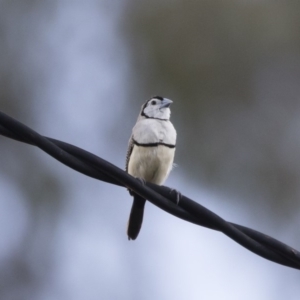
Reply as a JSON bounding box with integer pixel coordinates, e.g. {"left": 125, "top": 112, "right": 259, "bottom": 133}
{"left": 126, "top": 96, "right": 177, "bottom": 240}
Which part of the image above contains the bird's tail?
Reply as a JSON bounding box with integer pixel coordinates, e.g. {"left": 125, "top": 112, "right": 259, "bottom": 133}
{"left": 127, "top": 194, "right": 146, "bottom": 240}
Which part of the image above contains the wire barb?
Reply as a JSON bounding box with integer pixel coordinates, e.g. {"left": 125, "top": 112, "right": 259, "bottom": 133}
{"left": 0, "top": 110, "right": 300, "bottom": 270}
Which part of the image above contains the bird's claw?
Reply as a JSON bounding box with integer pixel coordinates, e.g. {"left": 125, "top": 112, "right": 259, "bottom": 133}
{"left": 170, "top": 189, "right": 182, "bottom": 205}
{"left": 136, "top": 177, "right": 146, "bottom": 186}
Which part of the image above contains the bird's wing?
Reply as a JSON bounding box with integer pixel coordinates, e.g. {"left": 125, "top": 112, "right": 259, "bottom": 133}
{"left": 125, "top": 136, "right": 134, "bottom": 172}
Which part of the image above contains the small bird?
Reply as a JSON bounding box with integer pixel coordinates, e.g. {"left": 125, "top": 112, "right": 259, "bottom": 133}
{"left": 126, "top": 96, "right": 177, "bottom": 240}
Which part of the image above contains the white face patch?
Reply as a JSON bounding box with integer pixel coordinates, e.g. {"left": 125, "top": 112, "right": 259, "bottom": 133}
{"left": 142, "top": 97, "right": 171, "bottom": 120}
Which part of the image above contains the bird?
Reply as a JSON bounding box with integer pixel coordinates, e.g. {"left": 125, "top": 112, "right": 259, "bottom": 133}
{"left": 125, "top": 96, "right": 177, "bottom": 240}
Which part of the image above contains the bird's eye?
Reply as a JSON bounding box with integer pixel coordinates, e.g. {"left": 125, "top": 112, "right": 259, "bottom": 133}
{"left": 151, "top": 101, "right": 157, "bottom": 105}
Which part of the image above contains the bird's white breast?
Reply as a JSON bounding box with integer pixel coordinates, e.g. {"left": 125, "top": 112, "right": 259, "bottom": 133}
{"left": 128, "top": 145, "right": 175, "bottom": 185}
{"left": 128, "top": 118, "right": 177, "bottom": 185}
{"left": 133, "top": 119, "right": 176, "bottom": 145}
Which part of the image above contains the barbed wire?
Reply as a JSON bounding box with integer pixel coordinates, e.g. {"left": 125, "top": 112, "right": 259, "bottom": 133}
{"left": 0, "top": 110, "right": 300, "bottom": 270}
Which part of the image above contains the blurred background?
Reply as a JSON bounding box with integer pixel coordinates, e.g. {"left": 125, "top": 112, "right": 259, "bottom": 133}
{"left": 0, "top": 0, "right": 300, "bottom": 299}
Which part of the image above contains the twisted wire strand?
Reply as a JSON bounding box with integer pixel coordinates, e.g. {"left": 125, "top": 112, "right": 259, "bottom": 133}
{"left": 0, "top": 111, "right": 299, "bottom": 270}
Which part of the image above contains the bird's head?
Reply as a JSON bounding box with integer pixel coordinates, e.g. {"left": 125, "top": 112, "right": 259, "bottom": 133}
{"left": 140, "top": 96, "right": 173, "bottom": 120}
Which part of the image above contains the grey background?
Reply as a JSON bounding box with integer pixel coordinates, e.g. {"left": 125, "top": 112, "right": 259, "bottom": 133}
{"left": 0, "top": 1, "right": 299, "bottom": 299}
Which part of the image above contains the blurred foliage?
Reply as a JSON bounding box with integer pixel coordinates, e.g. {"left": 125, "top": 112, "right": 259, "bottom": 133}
{"left": 121, "top": 0, "right": 300, "bottom": 222}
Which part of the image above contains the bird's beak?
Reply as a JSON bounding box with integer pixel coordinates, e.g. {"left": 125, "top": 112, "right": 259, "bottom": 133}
{"left": 160, "top": 98, "right": 173, "bottom": 109}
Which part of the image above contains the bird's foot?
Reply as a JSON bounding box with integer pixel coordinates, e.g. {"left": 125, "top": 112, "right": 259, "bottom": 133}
{"left": 128, "top": 178, "right": 146, "bottom": 196}
{"left": 169, "top": 189, "right": 182, "bottom": 205}
{"left": 136, "top": 177, "right": 146, "bottom": 186}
